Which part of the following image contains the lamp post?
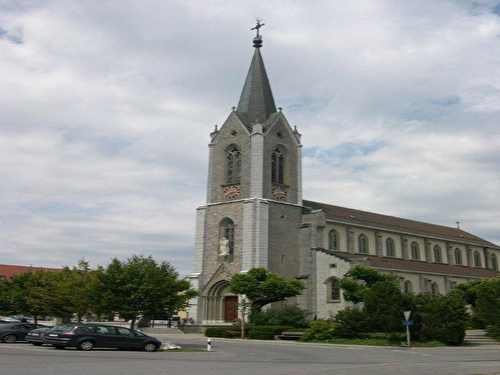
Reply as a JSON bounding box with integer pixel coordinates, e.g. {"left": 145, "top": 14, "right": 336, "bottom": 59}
{"left": 404, "top": 311, "right": 411, "bottom": 347}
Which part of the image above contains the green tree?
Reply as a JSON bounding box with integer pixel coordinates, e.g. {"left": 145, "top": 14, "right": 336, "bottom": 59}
{"left": 339, "top": 265, "right": 398, "bottom": 304}
{"left": 5, "top": 271, "right": 54, "bottom": 323}
{"left": 0, "top": 280, "right": 15, "bottom": 314}
{"left": 412, "top": 291, "right": 469, "bottom": 345}
{"left": 41, "top": 264, "right": 94, "bottom": 322}
{"left": 474, "top": 278, "right": 500, "bottom": 326}
{"left": 230, "top": 268, "right": 304, "bottom": 319}
{"left": 92, "top": 254, "right": 198, "bottom": 329}
{"left": 363, "top": 279, "right": 404, "bottom": 333}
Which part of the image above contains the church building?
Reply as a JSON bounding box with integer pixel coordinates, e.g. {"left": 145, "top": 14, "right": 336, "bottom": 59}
{"left": 189, "top": 25, "right": 500, "bottom": 324}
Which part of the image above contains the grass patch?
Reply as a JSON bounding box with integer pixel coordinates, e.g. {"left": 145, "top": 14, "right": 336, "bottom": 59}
{"left": 302, "top": 337, "right": 448, "bottom": 347}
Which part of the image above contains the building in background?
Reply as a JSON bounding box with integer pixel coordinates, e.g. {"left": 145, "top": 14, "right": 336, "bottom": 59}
{"left": 0, "top": 264, "right": 62, "bottom": 282}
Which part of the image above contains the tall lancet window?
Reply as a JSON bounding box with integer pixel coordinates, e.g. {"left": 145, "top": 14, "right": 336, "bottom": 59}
{"left": 386, "top": 238, "right": 395, "bottom": 257}
{"left": 411, "top": 242, "right": 420, "bottom": 260}
{"left": 271, "top": 147, "right": 285, "bottom": 184}
{"left": 491, "top": 254, "right": 498, "bottom": 271}
{"left": 328, "top": 230, "right": 339, "bottom": 250}
{"left": 358, "top": 234, "right": 368, "bottom": 254}
{"left": 226, "top": 146, "right": 241, "bottom": 184}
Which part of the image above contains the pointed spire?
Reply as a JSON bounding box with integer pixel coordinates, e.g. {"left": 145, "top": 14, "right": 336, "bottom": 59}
{"left": 236, "top": 20, "right": 277, "bottom": 125}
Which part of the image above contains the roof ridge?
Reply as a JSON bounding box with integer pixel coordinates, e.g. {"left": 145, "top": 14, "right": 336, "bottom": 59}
{"left": 303, "top": 199, "right": 498, "bottom": 248}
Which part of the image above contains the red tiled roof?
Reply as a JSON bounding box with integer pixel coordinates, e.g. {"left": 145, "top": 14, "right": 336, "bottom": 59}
{"left": 303, "top": 200, "right": 498, "bottom": 248}
{"left": 0, "top": 264, "right": 62, "bottom": 281}
{"left": 326, "top": 250, "right": 499, "bottom": 278}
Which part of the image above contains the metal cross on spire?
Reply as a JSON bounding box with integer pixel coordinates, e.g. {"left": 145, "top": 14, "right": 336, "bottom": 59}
{"left": 251, "top": 18, "right": 265, "bottom": 38}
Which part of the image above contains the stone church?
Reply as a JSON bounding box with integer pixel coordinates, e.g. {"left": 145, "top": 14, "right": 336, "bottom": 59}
{"left": 188, "top": 27, "right": 500, "bottom": 324}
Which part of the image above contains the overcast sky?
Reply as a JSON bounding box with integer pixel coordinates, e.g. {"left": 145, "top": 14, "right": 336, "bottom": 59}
{"left": 1, "top": 0, "right": 499, "bottom": 277}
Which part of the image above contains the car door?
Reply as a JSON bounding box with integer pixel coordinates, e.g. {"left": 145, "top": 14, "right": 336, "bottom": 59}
{"left": 92, "top": 325, "right": 118, "bottom": 348}
{"left": 17, "top": 324, "right": 35, "bottom": 340}
{"left": 115, "top": 327, "right": 144, "bottom": 349}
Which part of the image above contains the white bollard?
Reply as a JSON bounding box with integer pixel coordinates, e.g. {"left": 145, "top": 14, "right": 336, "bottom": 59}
{"left": 207, "top": 338, "right": 212, "bottom": 351}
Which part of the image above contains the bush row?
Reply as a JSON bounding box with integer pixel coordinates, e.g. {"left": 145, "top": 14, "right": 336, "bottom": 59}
{"left": 205, "top": 325, "right": 294, "bottom": 340}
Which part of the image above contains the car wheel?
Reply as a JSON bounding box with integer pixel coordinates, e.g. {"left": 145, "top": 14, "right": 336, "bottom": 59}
{"left": 143, "top": 342, "right": 157, "bottom": 352}
{"left": 32, "top": 342, "right": 43, "bottom": 346}
{"left": 78, "top": 340, "right": 94, "bottom": 351}
{"left": 2, "top": 334, "right": 17, "bottom": 343}
{"left": 54, "top": 345, "right": 65, "bottom": 350}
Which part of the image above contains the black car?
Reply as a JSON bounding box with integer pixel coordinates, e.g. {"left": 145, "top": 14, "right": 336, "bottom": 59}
{"left": 25, "top": 327, "right": 53, "bottom": 346}
{"left": 44, "top": 324, "right": 161, "bottom": 351}
{"left": 0, "top": 323, "right": 46, "bottom": 343}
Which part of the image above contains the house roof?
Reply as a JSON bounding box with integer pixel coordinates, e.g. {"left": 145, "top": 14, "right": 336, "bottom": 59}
{"left": 324, "top": 250, "right": 499, "bottom": 278}
{"left": 0, "top": 264, "right": 62, "bottom": 281}
{"left": 303, "top": 200, "right": 498, "bottom": 248}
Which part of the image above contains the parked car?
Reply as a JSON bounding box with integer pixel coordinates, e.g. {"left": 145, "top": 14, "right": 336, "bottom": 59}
{"left": 44, "top": 324, "right": 161, "bottom": 352}
{"left": 25, "top": 327, "right": 53, "bottom": 346}
{"left": 0, "top": 323, "right": 46, "bottom": 343}
{"left": 11, "top": 316, "right": 33, "bottom": 323}
{"left": 0, "top": 316, "right": 21, "bottom": 323}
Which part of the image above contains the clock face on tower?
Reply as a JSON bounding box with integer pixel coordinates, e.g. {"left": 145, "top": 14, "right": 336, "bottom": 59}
{"left": 223, "top": 185, "right": 241, "bottom": 199}
{"left": 272, "top": 185, "right": 287, "bottom": 200}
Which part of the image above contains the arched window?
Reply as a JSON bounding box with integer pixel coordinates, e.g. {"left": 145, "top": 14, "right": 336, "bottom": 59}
{"left": 326, "top": 278, "right": 340, "bottom": 301}
{"left": 358, "top": 234, "right": 368, "bottom": 254}
{"left": 225, "top": 146, "right": 241, "bottom": 184}
{"left": 404, "top": 280, "right": 413, "bottom": 293}
{"left": 386, "top": 238, "right": 395, "bottom": 257}
{"left": 411, "top": 242, "right": 420, "bottom": 260}
{"left": 433, "top": 245, "right": 442, "bottom": 263}
{"left": 219, "top": 218, "right": 235, "bottom": 257}
{"left": 431, "top": 282, "right": 439, "bottom": 295}
{"left": 328, "top": 230, "right": 339, "bottom": 250}
{"left": 271, "top": 147, "right": 285, "bottom": 184}
{"left": 491, "top": 254, "right": 498, "bottom": 271}
{"left": 454, "top": 248, "right": 463, "bottom": 265}
{"left": 474, "top": 251, "right": 482, "bottom": 267}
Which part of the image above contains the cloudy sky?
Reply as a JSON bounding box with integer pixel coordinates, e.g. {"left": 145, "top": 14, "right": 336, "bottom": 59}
{"left": 1, "top": 0, "right": 499, "bottom": 277}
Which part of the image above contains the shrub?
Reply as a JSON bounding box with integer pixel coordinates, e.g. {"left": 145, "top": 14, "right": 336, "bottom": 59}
{"left": 413, "top": 292, "right": 469, "bottom": 345}
{"left": 250, "top": 305, "right": 309, "bottom": 327}
{"left": 363, "top": 280, "right": 404, "bottom": 333}
{"left": 248, "top": 326, "right": 293, "bottom": 340}
{"left": 486, "top": 325, "right": 500, "bottom": 340}
{"left": 334, "top": 308, "right": 369, "bottom": 338}
{"left": 204, "top": 327, "right": 235, "bottom": 338}
{"left": 301, "top": 320, "right": 337, "bottom": 341}
{"left": 468, "top": 315, "right": 488, "bottom": 329}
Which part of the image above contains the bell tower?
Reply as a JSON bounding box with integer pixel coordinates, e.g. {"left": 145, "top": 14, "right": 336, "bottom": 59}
{"left": 189, "top": 22, "right": 304, "bottom": 324}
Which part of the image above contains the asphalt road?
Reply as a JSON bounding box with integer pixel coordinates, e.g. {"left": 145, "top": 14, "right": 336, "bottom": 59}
{"left": 1, "top": 334, "right": 499, "bottom": 375}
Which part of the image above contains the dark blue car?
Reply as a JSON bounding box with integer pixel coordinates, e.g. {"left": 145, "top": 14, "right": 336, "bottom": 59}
{"left": 44, "top": 324, "right": 161, "bottom": 351}
{"left": 0, "top": 323, "right": 46, "bottom": 343}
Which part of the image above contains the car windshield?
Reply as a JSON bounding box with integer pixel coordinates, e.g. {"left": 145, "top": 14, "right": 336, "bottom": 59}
{"left": 50, "top": 325, "right": 76, "bottom": 333}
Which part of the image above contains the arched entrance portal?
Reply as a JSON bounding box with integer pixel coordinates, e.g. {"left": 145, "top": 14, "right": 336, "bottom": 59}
{"left": 203, "top": 280, "right": 239, "bottom": 323}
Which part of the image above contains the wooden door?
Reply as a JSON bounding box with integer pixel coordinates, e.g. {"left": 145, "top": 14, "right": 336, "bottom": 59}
{"left": 224, "top": 296, "right": 238, "bottom": 322}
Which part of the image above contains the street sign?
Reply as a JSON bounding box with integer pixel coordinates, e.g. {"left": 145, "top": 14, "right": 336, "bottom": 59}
{"left": 403, "top": 320, "right": 414, "bottom": 325}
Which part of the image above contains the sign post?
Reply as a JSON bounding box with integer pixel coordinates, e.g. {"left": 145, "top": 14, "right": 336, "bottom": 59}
{"left": 403, "top": 311, "right": 411, "bottom": 348}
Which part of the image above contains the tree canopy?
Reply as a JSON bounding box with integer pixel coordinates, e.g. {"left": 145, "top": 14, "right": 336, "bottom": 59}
{"left": 93, "top": 254, "right": 198, "bottom": 328}
{"left": 0, "top": 255, "right": 197, "bottom": 329}
{"left": 230, "top": 268, "right": 304, "bottom": 314}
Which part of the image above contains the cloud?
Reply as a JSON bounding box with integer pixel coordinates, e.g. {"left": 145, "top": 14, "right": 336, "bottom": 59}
{"left": 0, "top": 0, "right": 499, "bottom": 276}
